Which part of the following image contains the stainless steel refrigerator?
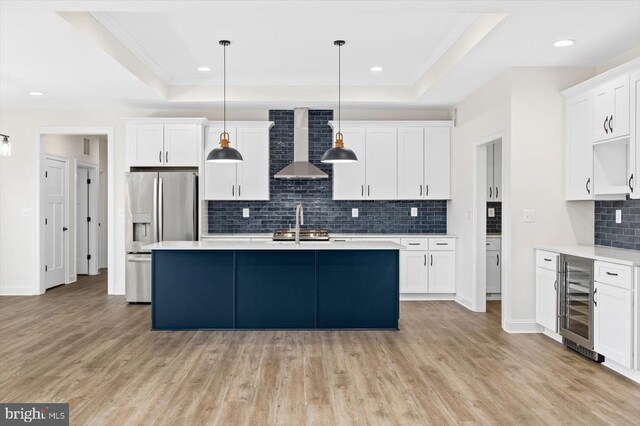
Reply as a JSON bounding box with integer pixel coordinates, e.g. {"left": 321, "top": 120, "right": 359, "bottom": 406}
{"left": 125, "top": 171, "right": 198, "bottom": 302}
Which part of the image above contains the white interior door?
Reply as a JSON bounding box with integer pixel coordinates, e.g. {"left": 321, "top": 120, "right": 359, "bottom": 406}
{"left": 77, "top": 167, "right": 89, "bottom": 275}
{"left": 45, "top": 157, "right": 67, "bottom": 289}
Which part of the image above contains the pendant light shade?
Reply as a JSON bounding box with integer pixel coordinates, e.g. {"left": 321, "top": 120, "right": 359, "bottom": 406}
{"left": 0, "top": 134, "right": 10, "bottom": 157}
{"left": 206, "top": 40, "right": 243, "bottom": 163}
{"left": 322, "top": 40, "right": 358, "bottom": 164}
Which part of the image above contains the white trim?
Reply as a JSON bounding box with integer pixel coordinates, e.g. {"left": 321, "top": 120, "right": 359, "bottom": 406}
{"left": 204, "top": 120, "right": 274, "bottom": 129}
{"left": 125, "top": 117, "right": 208, "bottom": 125}
{"left": 503, "top": 319, "right": 542, "bottom": 334}
{"left": 0, "top": 286, "right": 35, "bottom": 296}
{"left": 454, "top": 294, "right": 473, "bottom": 309}
{"left": 602, "top": 359, "right": 640, "bottom": 384}
{"left": 43, "top": 154, "right": 70, "bottom": 286}
{"left": 400, "top": 293, "right": 455, "bottom": 301}
{"left": 76, "top": 162, "right": 99, "bottom": 276}
{"left": 36, "top": 127, "right": 115, "bottom": 296}
{"left": 561, "top": 58, "right": 640, "bottom": 98}
{"left": 328, "top": 120, "right": 453, "bottom": 129}
{"left": 542, "top": 328, "right": 563, "bottom": 343}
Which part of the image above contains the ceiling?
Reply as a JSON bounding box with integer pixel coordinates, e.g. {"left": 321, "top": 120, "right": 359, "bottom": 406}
{"left": 1, "top": 1, "right": 639, "bottom": 110}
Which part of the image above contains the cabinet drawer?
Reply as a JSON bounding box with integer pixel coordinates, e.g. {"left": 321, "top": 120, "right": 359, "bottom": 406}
{"left": 401, "top": 238, "right": 428, "bottom": 251}
{"left": 536, "top": 251, "right": 558, "bottom": 271}
{"left": 428, "top": 238, "right": 456, "bottom": 251}
{"left": 486, "top": 237, "right": 501, "bottom": 250}
{"left": 595, "top": 261, "right": 632, "bottom": 289}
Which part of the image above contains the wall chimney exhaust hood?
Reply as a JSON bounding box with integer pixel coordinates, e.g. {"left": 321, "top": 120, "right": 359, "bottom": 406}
{"left": 274, "top": 108, "right": 328, "bottom": 179}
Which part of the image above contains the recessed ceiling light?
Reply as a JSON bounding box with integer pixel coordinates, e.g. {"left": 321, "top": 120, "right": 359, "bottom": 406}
{"left": 197, "top": 66, "right": 211, "bottom": 72}
{"left": 29, "top": 91, "right": 44, "bottom": 96}
{"left": 370, "top": 66, "right": 384, "bottom": 72}
{"left": 553, "top": 39, "right": 575, "bottom": 47}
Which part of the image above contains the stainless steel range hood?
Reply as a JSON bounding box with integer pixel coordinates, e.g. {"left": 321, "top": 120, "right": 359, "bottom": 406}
{"left": 274, "top": 108, "right": 328, "bottom": 179}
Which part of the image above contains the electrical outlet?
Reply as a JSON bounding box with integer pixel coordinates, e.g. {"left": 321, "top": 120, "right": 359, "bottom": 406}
{"left": 488, "top": 208, "right": 495, "bottom": 218}
{"left": 352, "top": 208, "right": 359, "bottom": 218}
{"left": 615, "top": 209, "right": 622, "bottom": 224}
{"left": 243, "top": 208, "right": 250, "bottom": 218}
{"left": 523, "top": 209, "right": 535, "bottom": 223}
{"left": 410, "top": 207, "right": 418, "bottom": 217}
{"left": 22, "top": 208, "right": 32, "bottom": 218}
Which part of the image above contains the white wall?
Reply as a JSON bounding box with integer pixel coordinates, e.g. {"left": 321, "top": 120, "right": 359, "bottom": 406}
{"left": 0, "top": 107, "right": 447, "bottom": 296}
{"left": 43, "top": 134, "right": 102, "bottom": 282}
{"left": 450, "top": 67, "right": 596, "bottom": 331}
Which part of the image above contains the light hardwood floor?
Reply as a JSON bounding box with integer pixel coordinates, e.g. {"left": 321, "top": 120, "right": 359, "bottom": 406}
{"left": 1, "top": 272, "right": 639, "bottom": 425}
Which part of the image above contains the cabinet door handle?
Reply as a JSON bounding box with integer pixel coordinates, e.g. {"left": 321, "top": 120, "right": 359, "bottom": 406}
{"left": 586, "top": 178, "right": 591, "bottom": 194}
{"left": 420, "top": 185, "right": 422, "bottom": 196}
{"left": 495, "top": 187, "right": 498, "bottom": 198}
{"left": 238, "top": 185, "right": 241, "bottom": 197}
{"left": 232, "top": 185, "right": 235, "bottom": 196}
{"left": 609, "top": 115, "right": 613, "bottom": 132}
{"left": 436, "top": 242, "right": 448, "bottom": 246}
{"left": 489, "top": 187, "right": 492, "bottom": 199}
{"left": 496, "top": 254, "right": 500, "bottom": 266}
{"left": 430, "top": 254, "right": 433, "bottom": 266}
{"left": 159, "top": 150, "right": 162, "bottom": 163}
{"left": 554, "top": 279, "right": 557, "bottom": 291}
{"left": 368, "top": 185, "right": 370, "bottom": 197}
{"left": 544, "top": 258, "right": 552, "bottom": 262}
{"left": 408, "top": 243, "right": 421, "bottom": 246}
{"left": 604, "top": 116, "right": 609, "bottom": 134}
{"left": 594, "top": 287, "right": 598, "bottom": 307}
{"left": 605, "top": 271, "right": 618, "bottom": 276}
{"left": 424, "top": 254, "right": 427, "bottom": 266}
{"left": 361, "top": 185, "right": 364, "bottom": 197}
{"left": 165, "top": 151, "right": 169, "bottom": 163}
{"left": 630, "top": 173, "right": 635, "bottom": 192}
{"left": 426, "top": 185, "right": 429, "bottom": 196}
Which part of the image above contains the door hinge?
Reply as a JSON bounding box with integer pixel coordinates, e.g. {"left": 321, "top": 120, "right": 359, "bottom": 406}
{"left": 87, "top": 178, "right": 91, "bottom": 184}
{"left": 87, "top": 254, "right": 91, "bottom": 260}
{"left": 87, "top": 217, "right": 91, "bottom": 222}
{"left": 45, "top": 265, "right": 48, "bottom": 272}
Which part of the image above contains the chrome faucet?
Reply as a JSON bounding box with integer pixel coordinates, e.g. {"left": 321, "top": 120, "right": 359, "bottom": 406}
{"left": 294, "top": 204, "right": 304, "bottom": 244}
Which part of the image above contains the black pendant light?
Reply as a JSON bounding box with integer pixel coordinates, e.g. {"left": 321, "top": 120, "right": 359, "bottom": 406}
{"left": 322, "top": 40, "right": 358, "bottom": 164}
{"left": 206, "top": 40, "right": 243, "bottom": 163}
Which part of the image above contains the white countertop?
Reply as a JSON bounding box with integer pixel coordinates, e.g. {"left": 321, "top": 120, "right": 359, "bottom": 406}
{"left": 146, "top": 241, "right": 404, "bottom": 250}
{"left": 201, "top": 233, "right": 457, "bottom": 239}
{"left": 535, "top": 244, "right": 640, "bottom": 267}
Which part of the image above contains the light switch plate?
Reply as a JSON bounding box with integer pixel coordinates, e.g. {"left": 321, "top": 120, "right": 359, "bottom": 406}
{"left": 352, "top": 208, "right": 359, "bottom": 218}
{"left": 22, "top": 208, "right": 32, "bottom": 218}
{"left": 615, "top": 209, "right": 622, "bottom": 223}
{"left": 410, "top": 207, "right": 418, "bottom": 217}
{"left": 488, "top": 208, "right": 495, "bottom": 218}
{"left": 243, "top": 208, "right": 250, "bottom": 218}
{"left": 523, "top": 209, "right": 535, "bottom": 223}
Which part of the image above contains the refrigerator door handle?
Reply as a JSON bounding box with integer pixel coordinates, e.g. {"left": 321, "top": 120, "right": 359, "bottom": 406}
{"left": 153, "top": 177, "right": 159, "bottom": 243}
{"left": 193, "top": 174, "right": 198, "bottom": 239}
{"left": 158, "top": 177, "right": 164, "bottom": 241}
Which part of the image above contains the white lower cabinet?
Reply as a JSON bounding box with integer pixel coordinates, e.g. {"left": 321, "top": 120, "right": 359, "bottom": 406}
{"left": 428, "top": 251, "right": 456, "bottom": 293}
{"left": 486, "top": 250, "right": 501, "bottom": 293}
{"left": 400, "top": 238, "right": 456, "bottom": 295}
{"left": 535, "top": 266, "right": 558, "bottom": 332}
{"left": 594, "top": 281, "right": 633, "bottom": 368}
{"left": 400, "top": 251, "right": 428, "bottom": 293}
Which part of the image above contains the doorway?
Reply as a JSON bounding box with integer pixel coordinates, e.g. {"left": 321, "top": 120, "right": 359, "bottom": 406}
{"left": 76, "top": 162, "right": 99, "bottom": 276}
{"left": 472, "top": 132, "right": 507, "bottom": 327}
{"left": 44, "top": 155, "right": 68, "bottom": 289}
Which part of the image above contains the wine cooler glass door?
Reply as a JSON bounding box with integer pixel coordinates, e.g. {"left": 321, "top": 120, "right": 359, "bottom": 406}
{"left": 559, "top": 256, "right": 594, "bottom": 349}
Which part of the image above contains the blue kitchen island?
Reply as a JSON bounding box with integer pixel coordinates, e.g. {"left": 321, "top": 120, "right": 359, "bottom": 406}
{"left": 146, "top": 241, "right": 401, "bottom": 330}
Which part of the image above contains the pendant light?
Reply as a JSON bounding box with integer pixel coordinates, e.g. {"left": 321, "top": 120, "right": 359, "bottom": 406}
{"left": 0, "top": 134, "right": 10, "bottom": 157}
{"left": 322, "top": 40, "right": 358, "bottom": 164}
{"left": 206, "top": 40, "right": 243, "bottom": 163}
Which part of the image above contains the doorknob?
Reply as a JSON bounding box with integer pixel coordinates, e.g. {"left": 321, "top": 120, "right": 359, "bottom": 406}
{"left": 63, "top": 227, "right": 68, "bottom": 231}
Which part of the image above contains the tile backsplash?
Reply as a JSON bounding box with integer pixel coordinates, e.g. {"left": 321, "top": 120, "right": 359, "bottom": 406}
{"left": 486, "top": 202, "right": 501, "bottom": 234}
{"left": 595, "top": 199, "right": 640, "bottom": 251}
{"left": 207, "top": 110, "right": 447, "bottom": 234}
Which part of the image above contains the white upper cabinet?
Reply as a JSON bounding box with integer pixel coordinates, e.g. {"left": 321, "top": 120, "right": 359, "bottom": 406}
{"left": 126, "top": 120, "right": 202, "bottom": 168}
{"left": 424, "top": 127, "right": 451, "bottom": 199}
{"left": 593, "top": 75, "right": 630, "bottom": 142}
{"left": 203, "top": 123, "right": 272, "bottom": 201}
{"left": 486, "top": 141, "right": 502, "bottom": 202}
{"left": 366, "top": 127, "right": 398, "bottom": 200}
{"left": 163, "top": 124, "right": 199, "bottom": 166}
{"left": 630, "top": 70, "right": 640, "bottom": 199}
{"left": 565, "top": 93, "right": 594, "bottom": 200}
{"left": 236, "top": 127, "right": 270, "bottom": 200}
{"left": 126, "top": 123, "right": 165, "bottom": 167}
{"left": 333, "top": 127, "right": 367, "bottom": 200}
{"left": 397, "top": 127, "right": 424, "bottom": 199}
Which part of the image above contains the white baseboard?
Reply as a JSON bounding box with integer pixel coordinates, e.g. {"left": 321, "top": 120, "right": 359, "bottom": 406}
{"left": 66, "top": 275, "right": 77, "bottom": 284}
{"left": 504, "top": 319, "right": 542, "bottom": 333}
{"left": 602, "top": 359, "right": 640, "bottom": 384}
{"left": 486, "top": 293, "right": 502, "bottom": 301}
{"left": 454, "top": 295, "right": 473, "bottom": 310}
{"left": 542, "top": 328, "right": 562, "bottom": 343}
{"left": 400, "top": 293, "right": 455, "bottom": 301}
{"left": 0, "top": 286, "right": 36, "bottom": 296}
